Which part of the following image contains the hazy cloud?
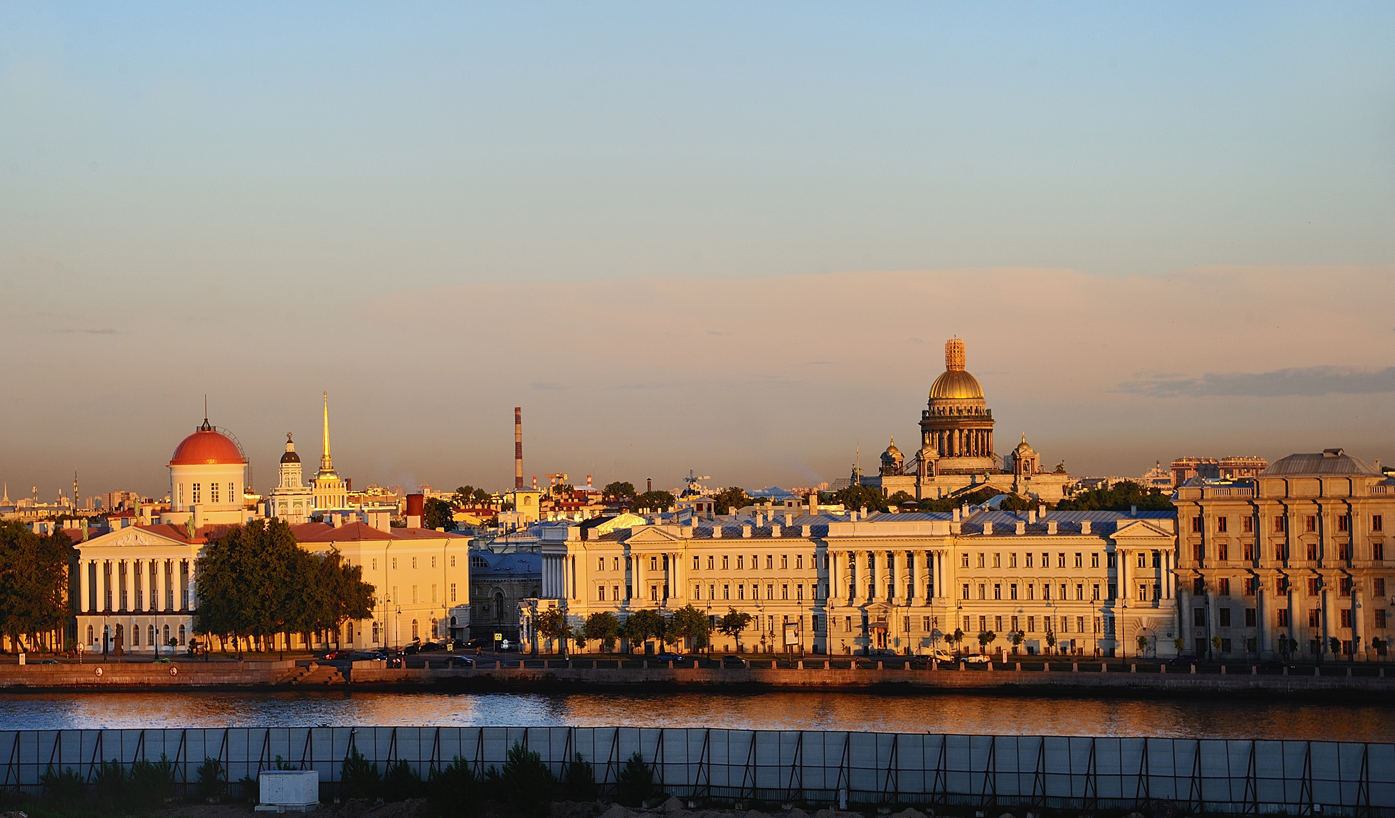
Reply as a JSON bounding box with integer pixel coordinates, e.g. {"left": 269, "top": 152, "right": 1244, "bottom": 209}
{"left": 51, "top": 328, "right": 117, "bottom": 335}
{"left": 1120, "top": 366, "right": 1395, "bottom": 398}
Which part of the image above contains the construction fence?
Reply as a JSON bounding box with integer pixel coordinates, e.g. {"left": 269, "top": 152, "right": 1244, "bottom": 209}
{"left": 2, "top": 726, "right": 1392, "bottom": 814}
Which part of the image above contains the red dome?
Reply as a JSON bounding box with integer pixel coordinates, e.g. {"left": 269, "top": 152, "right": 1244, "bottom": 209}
{"left": 170, "top": 429, "right": 244, "bottom": 466}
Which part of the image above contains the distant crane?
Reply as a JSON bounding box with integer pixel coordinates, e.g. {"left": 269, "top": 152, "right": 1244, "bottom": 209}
{"left": 682, "top": 471, "right": 711, "bottom": 497}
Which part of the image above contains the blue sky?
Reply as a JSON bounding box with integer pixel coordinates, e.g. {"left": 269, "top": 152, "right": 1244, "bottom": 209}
{"left": 1, "top": 3, "right": 1393, "bottom": 498}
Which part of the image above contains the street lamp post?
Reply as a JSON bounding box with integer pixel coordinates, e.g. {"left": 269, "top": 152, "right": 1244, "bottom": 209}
{"left": 395, "top": 606, "right": 401, "bottom": 653}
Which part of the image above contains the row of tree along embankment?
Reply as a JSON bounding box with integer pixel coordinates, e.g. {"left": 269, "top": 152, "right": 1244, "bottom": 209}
{"left": 2, "top": 659, "right": 1391, "bottom": 697}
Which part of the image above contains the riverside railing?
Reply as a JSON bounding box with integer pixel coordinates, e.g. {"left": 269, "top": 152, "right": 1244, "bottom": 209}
{"left": 2, "top": 727, "right": 1391, "bottom": 814}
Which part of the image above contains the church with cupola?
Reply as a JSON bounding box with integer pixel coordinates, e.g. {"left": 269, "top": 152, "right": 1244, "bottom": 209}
{"left": 866, "top": 338, "right": 1071, "bottom": 502}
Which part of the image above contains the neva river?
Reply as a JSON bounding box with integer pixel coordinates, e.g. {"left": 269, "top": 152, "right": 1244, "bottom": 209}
{"left": 2, "top": 691, "right": 1391, "bottom": 741}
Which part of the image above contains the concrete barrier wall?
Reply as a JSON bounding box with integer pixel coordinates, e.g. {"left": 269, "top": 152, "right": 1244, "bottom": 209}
{"left": 1, "top": 726, "right": 1391, "bottom": 813}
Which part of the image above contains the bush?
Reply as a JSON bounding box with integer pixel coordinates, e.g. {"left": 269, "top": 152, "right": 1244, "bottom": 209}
{"left": 498, "top": 742, "right": 554, "bottom": 817}
{"left": 427, "top": 756, "right": 482, "bottom": 818}
{"left": 383, "top": 759, "right": 422, "bottom": 801}
{"left": 129, "top": 755, "right": 176, "bottom": 809}
{"left": 563, "top": 752, "right": 596, "bottom": 802}
{"left": 195, "top": 756, "right": 226, "bottom": 802}
{"left": 340, "top": 745, "right": 381, "bottom": 800}
{"left": 617, "top": 752, "right": 654, "bottom": 807}
{"left": 92, "top": 758, "right": 128, "bottom": 806}
{"left": 40, "top": 766, "right": 86, "bottom": 804}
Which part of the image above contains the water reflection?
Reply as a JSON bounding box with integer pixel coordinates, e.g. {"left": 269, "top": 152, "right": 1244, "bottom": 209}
{"left": 2, "top": 691, "right": 1389, "bottom": 742}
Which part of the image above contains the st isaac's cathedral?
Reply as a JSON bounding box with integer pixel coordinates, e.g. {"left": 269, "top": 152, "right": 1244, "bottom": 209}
{"left": 865, "top": 338, "right": 1071, "bottom": 502}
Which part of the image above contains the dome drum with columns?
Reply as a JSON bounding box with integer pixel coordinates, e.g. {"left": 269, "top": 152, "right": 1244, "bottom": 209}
{"left": 162, "top": 417, "right": 253, "bottom": 527}
{"left": 866, "top": 338, "right": 1071, "bottom": 502}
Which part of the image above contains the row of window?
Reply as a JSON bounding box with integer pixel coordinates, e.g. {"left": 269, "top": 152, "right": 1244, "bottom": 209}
{"left": 962, "top": 551, "right": 1139, "bottom": 570}
{"left": 959, "top": 581, "right": 1155, "bottom": 602}
{"left": 1193, "top": 576, "right": 1387, "bottom": 598}
{"left": 1191, "top": 541, "right": 1386, "bottom": 562}
{"left": 1197, "top": 606, "right": 1388, "bottom": 630}
{"left": 369, "top": 555, "right": 458, "bottom": 571}
{"left": 1191, "top": 514, "right": 1383, "bottom": 534}
{"left": 179, "top": 482, "right": 237, "bottom": 506}
{"left": 85, "top": 623, "right": 185, "bottom": 647}
{"left": 386, "top": 583, "right": 458, "bottom": 605}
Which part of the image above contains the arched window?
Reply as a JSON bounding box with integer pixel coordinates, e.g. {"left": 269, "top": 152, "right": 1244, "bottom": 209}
{"left": 148, "top": 625, "right": 156, "bottom": 647}
{"left": 178, "top": 624, "right": 186, "bottom": 646}
{"left": 431, "top": 618, "right": 438, "bottom": 637}
{"left": 131, "top": 624, "right": 139, "bottom": 647}
{"left": 163, "top": 625, "right": 170, "bottom": 646}
{"left": 345, "top": 622, "right": 354, "bottom": 644}
{"left": 493, "top": 593, "right": 504, "bottom": 619}
{"left": 411, "top": 619, "right": 419, "bottom": 640}
{"left": 371, "top": 622, "right": 380, "bottom": 643}
{"left": 86, "top": 625, "right": 94, "bottom": 644}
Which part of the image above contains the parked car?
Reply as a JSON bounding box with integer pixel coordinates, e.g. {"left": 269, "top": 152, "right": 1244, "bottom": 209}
{"left": 320, "top": 649, "right": 351, "bottom": 661}
{"left": 720, "top": 655, "right": 746, "bottom": 668}
{"left": 350, "top": 650, "right": 388, "bottom": 662}
{"left": 420, "top": 640, "right": 447, "bottom": 652}
{"left": 463, "top": 637, "right": 488, "bottom": 650}
{"left": 961, "top": 654, "right": 991, "bottom": 665}
{"left": 39, "top": 659, "right": 60, "bottom": 665}
{"left": 654, "top": 652, "right": 685, "bottom": 663}
{"left": 445, "top": 656, "right": 475, "bottom": 668}
{"left": 1167, "top": 655, "right": 1198, "bottom": 668}
{"left": 402, "top": 642, "right": 421, "bottom": 655}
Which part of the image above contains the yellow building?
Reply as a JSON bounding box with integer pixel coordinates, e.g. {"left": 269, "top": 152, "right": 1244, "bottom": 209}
{"left": 540, "top": 504, "right": 1177, "bottom": 658}
{"left": 1173, "top": 448, "right": 1394, "bottom": 662}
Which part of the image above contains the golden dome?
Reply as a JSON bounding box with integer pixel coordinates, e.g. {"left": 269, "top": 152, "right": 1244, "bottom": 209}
{"left": 929, "top": 369, "right": 984, "bottom": 400}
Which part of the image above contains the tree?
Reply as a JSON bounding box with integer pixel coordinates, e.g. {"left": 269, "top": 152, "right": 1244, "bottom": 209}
{"left": 1136, "top": 634, "right": 1148, "bottom": 654}
{"left": 622, "top": 609, "right": 666, "bottom": 652}
{"left": 1055, "top": 480, "right": 1173, "bottom": 512}
{"left": 1045, "top": 631, "right": 1058, "bottom": 654}
{"left": 886, "top": 491, "right": 916, "bottom": 508}
{"left": 1173, "top": 637, "right": 1185, "bottom": 655}
{"left": 950, "top": 627, "right": 965, "bottom": 653}
{"left": 717, "top": 608, "right": 753, "bottom": 649}
{"left": 1010, "top": 630, "right": 1026, "bottom": 651}
{"left": 453, "top": 486, "right": 477, "bottom": 506}
{"left": 1329, "top": 636, "right": 1342, "bottom": 656}
{"left": 915, "top": 487, "right": 1003, "bottom": 513}
{"left": 978, "top": 631, "right": 997, "bottom": 653}
{"left": 1211, "top": 635, "right": 1223, "bottom": 657}
{"left": 633, "top": 490, "right": 675, "bottom": 511}
{"left": 711, "top": 486, "right": 751, "bottom": 515}
{"left": 534, "top": 608, "right": 571, "bottom": 655}
{"left": 423, "top": 497, "right": 457, "bottom": 531}
{"left": 823, "top": 485, "right": 887, "bottom": 513}
{"left": 665, "top": 604, "right": 710, "bottom": 652}
{"left": 602, "top": 481, "right": 637, "bottom": 502}
{"left": 583, "top": 611, "right": 622, "bottom": 652}
{"left": 0, "top": 521, "right": 76, "bottom": 652}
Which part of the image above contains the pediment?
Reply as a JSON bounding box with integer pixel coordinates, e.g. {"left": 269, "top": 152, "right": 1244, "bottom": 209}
{"left": 85, "top": 528, "right": 186, "bottom": 550}
{"left": 1111, "top": 519, "right": 1172, "bottom": 540}
{"left": 624, "top": 527, "right": 685, "bottom": 546}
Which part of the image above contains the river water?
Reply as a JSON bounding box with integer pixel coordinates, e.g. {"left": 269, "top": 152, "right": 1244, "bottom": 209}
{"left": 1, "top": 691, "right": 1390, "bottom": 741}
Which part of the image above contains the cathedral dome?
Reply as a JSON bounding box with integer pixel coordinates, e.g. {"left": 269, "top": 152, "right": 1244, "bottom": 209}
{"left": 928, "top": 338, "right": 984, "bottom": 400}
{"left": 170, "top": 423, "right": 244, "bottom": 466}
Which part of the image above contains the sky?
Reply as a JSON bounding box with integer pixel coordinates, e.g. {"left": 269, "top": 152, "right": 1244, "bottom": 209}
{"left": 1, "top": 3, "right": 1393, "bottom": 501}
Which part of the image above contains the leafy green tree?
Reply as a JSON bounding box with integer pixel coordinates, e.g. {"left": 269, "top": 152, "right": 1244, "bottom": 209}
{"left": 978, "top": 631, "right": 997, "bottom": 652}
{"left": 887, "top": 491, "right": 916, "bottom": 507}
{"left": 711, "top": 486, "right": 751, "bottom": 515}
{"left": 634, "top": 490, "right": 675, "bottom": 511}
{"left": 717, "top": 608, "right": 753, "bottom": 649}
{"left": 602, "top": 481, "right": 637, "bottom": 502}
{"left": 1046, "top": 631, "right": 1058, "bottom": 654}
{"left": 622, "top": 609, "right": 666, "bottom": 652}
{"left": 1173, "top": 637, "right": 1185, "bottom": 654}
{"left": 1055, "top": 480, "right": 1172, "bottom": 512}
{"left": 453, "top": 486, "right": 477, "bottom": 506}
{"left": 823, "top": 484, "right": 887, "bottom": 513}
{"left": 423, "top": 497, "right": 457, "bottom": 531}
{"left": 426, "top": 757, "right": 481, "bottom": 818}
{"left": 665, "top": 604, "right": 710, "bottom": 652}
{"left": 915, "top": 487, "right": 1004, "bottom": 513}
{"left": 1136, "top": 634, "right": 1148, "bottom": 654}
{"left": 534, "top": 608, "right": 572, "bottom": 655}
{"left": 997, "top": 494, "right": 1042, "bottom": 512}
{"left": 583, "top": 611, "right": 622, "bottom": 652}
{"left": 0, "top": 521, "right": 77, "bottom": 651}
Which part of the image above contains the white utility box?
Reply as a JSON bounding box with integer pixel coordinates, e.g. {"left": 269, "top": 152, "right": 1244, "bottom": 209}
{"left": 256, "top": 770, "right": 319, "bottom": 813}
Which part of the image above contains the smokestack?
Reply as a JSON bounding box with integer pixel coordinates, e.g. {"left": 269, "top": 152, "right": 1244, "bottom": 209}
{"left": 647, "top": 478, "right": 652, "bottom": 493}
{"left": 586, "top": 474, "right": 592, "bottom": 488}
{"left": 406, "top": 493, "right": 424, "bottom": 529}
{"left": 514, "top": 407, "right": 524, "bottom": 490}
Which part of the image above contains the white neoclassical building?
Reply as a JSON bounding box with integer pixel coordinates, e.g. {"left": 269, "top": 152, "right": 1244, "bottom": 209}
{"left": 537, "top": 503, "right": 1180, "bottom": 659}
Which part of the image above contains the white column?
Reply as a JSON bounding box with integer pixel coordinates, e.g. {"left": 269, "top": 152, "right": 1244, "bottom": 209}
{"left": 829, "top": 550, "right": 839, "bottom": 603}
{"left": 1119, "top": 549, "right": 1129, "bottom": 601}
{"left": 78, "top": 559, "right": 90, "bottom": 614}
{"left": 98, "top": 560, "right": 109, "bottom": 612}
{"left": 156, "top": 559, "right": 167, "bottom": 613}
{"left": 632, "top": 552, "right": 642, "bottom": 601}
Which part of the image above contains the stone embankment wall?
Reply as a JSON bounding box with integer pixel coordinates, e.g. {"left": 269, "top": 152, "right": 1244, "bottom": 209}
{"left": 0, "top": 659, "right": 1389, "bottom": 695}
{"left": 0, "top": 660, "right": 296, "bottom": 688}
{"left": 349, "top": 661, "right": 1392, "bottom": 695}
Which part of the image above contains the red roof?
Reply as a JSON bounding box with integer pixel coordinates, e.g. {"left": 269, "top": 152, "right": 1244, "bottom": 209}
{"left": 170, "top": 429, "right": 244, "bottom": 466}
